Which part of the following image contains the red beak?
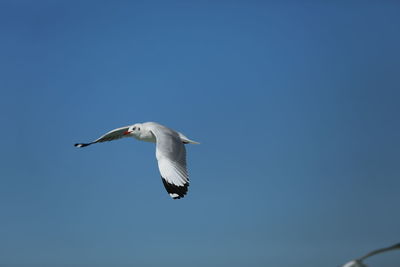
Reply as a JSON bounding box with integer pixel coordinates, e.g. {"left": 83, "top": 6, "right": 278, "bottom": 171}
{"left": 123, "top": 131, "right": 131, "bottom": 135}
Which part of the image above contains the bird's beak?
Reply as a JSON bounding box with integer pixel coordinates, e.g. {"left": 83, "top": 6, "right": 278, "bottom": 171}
{"left": 123, "top": 131, "right": 131, "bottom": 135}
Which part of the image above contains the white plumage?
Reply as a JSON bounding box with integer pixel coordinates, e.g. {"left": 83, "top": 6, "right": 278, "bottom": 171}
{"left": 75, "top": 122, "right": 199, "bottom": 199}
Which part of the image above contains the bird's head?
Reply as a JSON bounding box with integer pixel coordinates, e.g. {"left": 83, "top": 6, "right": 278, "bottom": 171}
{"left": 124, "top": 123, "right": 142, "bottom": 137}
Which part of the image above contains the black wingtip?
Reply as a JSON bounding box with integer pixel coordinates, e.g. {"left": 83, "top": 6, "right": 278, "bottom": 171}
{"left": 161, "top": 176, "right": 189, "bottom": 199}
{"left": 74, "top": 143, "right": 90, "bottom": 148}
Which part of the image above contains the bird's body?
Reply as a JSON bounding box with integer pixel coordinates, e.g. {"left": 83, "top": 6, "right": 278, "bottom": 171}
{"left": 75, "top": 122, "right": 199, "bottom": 199}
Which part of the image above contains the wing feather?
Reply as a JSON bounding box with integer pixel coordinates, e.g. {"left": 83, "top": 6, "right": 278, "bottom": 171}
{"left": 74, "top": 125, "right": 130, "bottom": 147}
{"left": 149, "top": 125, "right": 189, "bottom": 199}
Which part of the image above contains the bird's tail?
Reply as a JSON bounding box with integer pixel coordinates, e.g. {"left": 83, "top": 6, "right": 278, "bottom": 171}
{"left": 178, "top": 132, "right": 200, "bottom": 144}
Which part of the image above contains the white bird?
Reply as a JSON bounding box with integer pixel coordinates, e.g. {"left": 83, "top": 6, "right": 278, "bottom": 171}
{"left": 74, "top": 122, "right": 199, "bottom": 199}
{"left": 341, "top": 243, "right": 400, "bottom": 267}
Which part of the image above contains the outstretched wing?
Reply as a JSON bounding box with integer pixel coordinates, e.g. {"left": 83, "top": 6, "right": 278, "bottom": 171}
{"left": 74, "top": 125, "right": 130, "bottom": 147}
{"left": 359, "top": 243, "right": 400, "bottom": 261}
{"left": 341, "top": 260, "right": 367, "bottom": 267}
{"left": 150, "top": 125, "right": 189, "bottom": 199}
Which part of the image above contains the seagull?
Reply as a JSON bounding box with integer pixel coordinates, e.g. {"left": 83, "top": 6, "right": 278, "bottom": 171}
{"left": 74, "top": 122, "right": 199, "bottom": 199}
{"left": 341, "top": 243, "right": 400, "bottom": 267}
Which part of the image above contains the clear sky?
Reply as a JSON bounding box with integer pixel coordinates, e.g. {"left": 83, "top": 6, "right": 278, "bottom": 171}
{"left": 0, "top": 1, "right": 399, "bottom": 267}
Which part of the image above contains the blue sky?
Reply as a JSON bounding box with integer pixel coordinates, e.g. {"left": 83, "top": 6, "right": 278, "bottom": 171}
{"left": 0, "top": 1, "right": 399, "bottom": 266}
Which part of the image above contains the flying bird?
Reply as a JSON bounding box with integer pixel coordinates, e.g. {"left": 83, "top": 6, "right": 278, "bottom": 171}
{"left": 75, "top": 122, "right": 199, "bottom": 199}
{"left": 341, "top": 242, "right": 400, "bottom": 267}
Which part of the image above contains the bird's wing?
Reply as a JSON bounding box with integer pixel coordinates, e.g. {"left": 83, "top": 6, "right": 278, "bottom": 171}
{"left": 341, "top": 260, "right": 367, "bottom": 267}
{"left": 75, "top": 125, "right": 131, "bottom": 147}
{"left": 150, "top": 126, "right": 189, "bottom": 199}
{"left": 359, "top": 243, "right": 400, "bottom": 260}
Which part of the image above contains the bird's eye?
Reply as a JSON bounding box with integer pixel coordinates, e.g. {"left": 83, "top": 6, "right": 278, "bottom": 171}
{"left": 132, "top": 127, "right": 136, "bottom": 130}
{"left": 138, "top": 127, "right": 140, "bottom": 131}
